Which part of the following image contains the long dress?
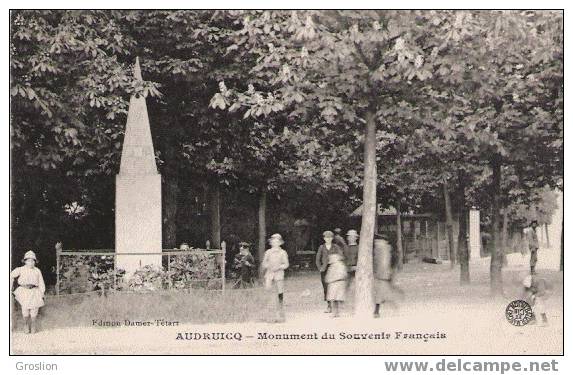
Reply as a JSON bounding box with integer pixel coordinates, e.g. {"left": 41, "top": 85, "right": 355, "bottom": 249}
{"left": 325, "top": 255, "right": 348, "bottom": 301}
{"left": 11, "top": 266, "right": 45, "bottom": 309}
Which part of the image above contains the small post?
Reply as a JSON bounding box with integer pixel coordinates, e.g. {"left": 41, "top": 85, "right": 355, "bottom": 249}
{"left": 55, "top": 242, "right": 62, "bottom": 296}
{"left": 167, "top": 253, "right": 172, "bottom": 289}
{"left": 221, "top": 243, "right": 226, "bottom": 295}
{"left": 112, "top": 254, "right": 117, "bottom": 292}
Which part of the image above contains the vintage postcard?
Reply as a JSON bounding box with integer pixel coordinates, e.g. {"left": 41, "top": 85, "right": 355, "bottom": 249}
{"left": 9, "top": 9, "right": 563, "bottom": 356}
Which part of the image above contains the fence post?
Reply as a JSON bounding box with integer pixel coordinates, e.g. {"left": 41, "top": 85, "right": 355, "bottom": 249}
{"left": 113, "top": 254, "right": 117, "bottom": 292}
{"left": 167, "top": 253, "right": 172, "bottom": 289}
{"left": 56, "top": 247, "right": 60, "bottom": 296}
{"left": 221, "top": 244, "right": 226, "bottom": 295}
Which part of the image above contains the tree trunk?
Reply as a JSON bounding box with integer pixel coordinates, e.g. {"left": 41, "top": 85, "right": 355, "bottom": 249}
{"left": 208, "top": 182, "right": 221, "bottom": 249}
{"left": 396, "top": 200, "right": 404, "bottom": 269}
{"left": 501, "top": 208, "right": 508, "bottom": 267}
{"left": 355, "top": 110, "right": 376, "bottom": 317}
{"left": 560, "top": 215, "right": 563, "bottom": 271}
{"left": 442, "top": 178, "right": 456, "bottom": 267}
{"left": 490, "top": 155, "right": 503, "bottom": 295}
{"left": 258, "top": 189, "right": 267, "bottom": 277}
{"left": 545, "top": 223, "right": 550, "bottom": 248}
{"left": 457, "top": 170, "right": 470, "bottom": 284}
{"left": 163, "top": 177, "right": 178, "bottom": 249}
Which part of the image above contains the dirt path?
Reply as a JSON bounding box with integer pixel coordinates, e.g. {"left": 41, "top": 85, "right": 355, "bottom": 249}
{"left": 11, "top": 254, "right": 563, "bottom": 355}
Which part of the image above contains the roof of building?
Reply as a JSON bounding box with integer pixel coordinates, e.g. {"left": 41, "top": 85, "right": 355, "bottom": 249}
{"left": 350, "top": 203, "right": 432, "bottom": 218}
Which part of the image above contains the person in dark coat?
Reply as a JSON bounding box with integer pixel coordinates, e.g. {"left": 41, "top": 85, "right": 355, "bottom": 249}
{"left": 345, "top": 229, "right": 359, "bottom": 271}
{"left": 333, "top": 228, "right": 348, "bottom": 251}
{"left": 316, "top": 230, "right": 344, "bottom": 313}
{"left": 373, "top": 234, "right": 403, "bottom": 318}
{"left": 526, "top": 220, "right": 540, "bottom": 275}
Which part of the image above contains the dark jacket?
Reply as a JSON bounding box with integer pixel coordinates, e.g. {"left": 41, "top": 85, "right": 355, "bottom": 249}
{"left": 333, "top": 234, "right": 347, "bottom": 249}
{"left": 315, "top": 243, "right": 344, "bottom": 272}
{"left": 345, "top": 244, "right": 358, "bottom": 267}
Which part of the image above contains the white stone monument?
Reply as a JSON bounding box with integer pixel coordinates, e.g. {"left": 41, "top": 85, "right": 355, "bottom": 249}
{"left": 469, "top": 208, "right": 481, "bottom": 261}
{"left": 115, "top": 57, "right": 162, "bottom": 274}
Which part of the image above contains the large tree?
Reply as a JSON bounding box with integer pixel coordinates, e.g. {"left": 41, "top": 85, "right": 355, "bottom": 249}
{"left": 214, "top": 10, "right": 458, "bottom": 316}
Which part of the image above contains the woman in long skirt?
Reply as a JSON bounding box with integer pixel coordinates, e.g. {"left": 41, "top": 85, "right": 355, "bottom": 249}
{"left": 325, "top": 253, "right": 348, "bottom": 317}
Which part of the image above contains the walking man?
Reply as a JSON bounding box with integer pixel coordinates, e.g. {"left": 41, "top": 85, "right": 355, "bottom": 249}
{"left": 526, "top": 220, "right": 540, "bottom": 275}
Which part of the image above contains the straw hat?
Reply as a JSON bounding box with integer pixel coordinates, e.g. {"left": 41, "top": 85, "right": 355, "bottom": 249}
{"left": 268, "top": 233, "right": 284, "bottom": 245}
{"left": 323, "top": 231, "right": 334, "bottom": 238}
{"left": 23, "top": 250, "right": 37, "bottom": 262}
{"left": 346, "top": 229, "right": 359, "bottom": 237}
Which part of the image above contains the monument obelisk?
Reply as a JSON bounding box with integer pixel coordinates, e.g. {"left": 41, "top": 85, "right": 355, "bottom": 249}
{"left": 115, "top": 57, "right": 162, "bottom": 274}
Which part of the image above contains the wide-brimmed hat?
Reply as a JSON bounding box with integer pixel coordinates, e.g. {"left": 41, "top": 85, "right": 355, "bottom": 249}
{"left": 23, "top": 250, "right": 37, "bottom": 262}
{"left": 268, "top": 233, "right": 284, "bottom": 244}
{"left": 323, "top": 231, "right": 334, "bottom": 238}
{"left": 346, "top": 229, "right": 359, "bottom": 237}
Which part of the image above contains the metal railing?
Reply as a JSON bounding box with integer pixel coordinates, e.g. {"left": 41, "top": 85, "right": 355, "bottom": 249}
{"left": 55, "top": 248, "right": 226, "bottom": 296}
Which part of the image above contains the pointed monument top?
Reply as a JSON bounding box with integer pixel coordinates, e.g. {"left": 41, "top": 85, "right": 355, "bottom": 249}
{"left": 118, "top": 56, "right": 158, "bottom": 175}
{"left": 134, "top": 56, "right": 143, "bottom": 81}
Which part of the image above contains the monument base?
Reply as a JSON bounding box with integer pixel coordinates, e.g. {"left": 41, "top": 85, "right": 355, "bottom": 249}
{"left": 115, "top": 174, "right": 162, "bottom": 274}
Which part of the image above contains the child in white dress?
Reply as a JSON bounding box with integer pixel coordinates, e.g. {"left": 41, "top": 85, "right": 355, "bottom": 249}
{"left": 10, "top": 250, "right": 45, "bottom": 333}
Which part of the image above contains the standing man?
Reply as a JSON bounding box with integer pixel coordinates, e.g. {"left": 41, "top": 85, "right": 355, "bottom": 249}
{"left": 316, "top": 231, "right": 344, "bottom": 313}
{"left": 344, "top": 229, "right": 359, "bottom": 293}
{"left": 345, "top": 230, "right": 359, "bottom": 272}
{"left": 526, "top": 220, "right": 540, "bottom": 275}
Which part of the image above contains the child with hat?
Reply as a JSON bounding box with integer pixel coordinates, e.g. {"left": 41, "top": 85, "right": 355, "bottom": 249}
{"left": 10, "top": 250, "right": 46, "bottom": 334}
{"left": 262, "top": 233, "right": 289, "bottom": 322}
{"left": 233, "top": 242, "right": 256, "bottom": 287}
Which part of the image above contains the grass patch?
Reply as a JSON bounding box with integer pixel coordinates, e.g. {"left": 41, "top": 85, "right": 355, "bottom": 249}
{"left": 11, "top": 271, "right": 323, "bottom": 332}
{"left": 12, "top": 288, "right": 274, "bottom": 331}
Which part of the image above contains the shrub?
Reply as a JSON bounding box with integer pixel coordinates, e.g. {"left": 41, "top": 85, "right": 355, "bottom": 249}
{"left": 127, "top": 264, "right": 167, "bottom": 291}
{"left": 166, "top": 253, "right": 223, "bottom": 290}
{"left": 58, "top": 255, "right": 124, "bottom": 294}
{"left": 57, "top": 251, "right": 223, "bottom": 293}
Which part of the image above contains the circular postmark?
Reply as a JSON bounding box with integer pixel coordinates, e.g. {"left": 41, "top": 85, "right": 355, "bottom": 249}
{"left": 505, "top": 300, "right": 534, "bottom": 326}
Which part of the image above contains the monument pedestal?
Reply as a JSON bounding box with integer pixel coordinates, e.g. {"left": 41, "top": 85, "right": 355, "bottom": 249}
{"left": 116, "top": 174, "right": 162, "bottom": 273}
